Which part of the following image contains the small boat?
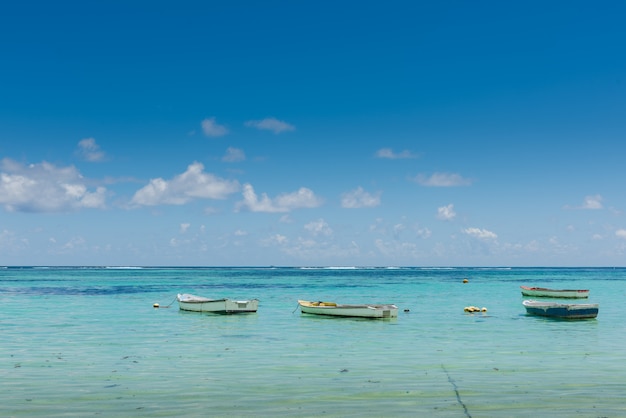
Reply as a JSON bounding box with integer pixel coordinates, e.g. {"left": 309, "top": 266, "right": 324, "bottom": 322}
{"left": 177, "top": 293, "right": 258, "bottom": 314}
{"left": 522, "top": 300, "right": 598, "bottom": 319}
{"left": 298, "top": 300, "right": 398, "bottom": 318}
{"left": 520, "top": 286, "right": 589, "bottom": 299}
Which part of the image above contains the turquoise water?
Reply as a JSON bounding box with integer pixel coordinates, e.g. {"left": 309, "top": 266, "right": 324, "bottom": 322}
{"left": 1, "top": 267, "right": 625, "bottom": 417}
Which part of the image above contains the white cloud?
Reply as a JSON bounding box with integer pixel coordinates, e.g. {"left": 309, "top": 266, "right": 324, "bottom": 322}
{"left": 180, "top": 223, "right": 190, "bottom": 233}
{"left": 416, "top": 227, "right": 432, "bottom": 239}
{"left": 79, "top": 187, "right": 107, "bottom": 208}
{"left": 393, "top": 223, "right": 406, "bottom": 236}
{"left": 304, "top": 219, "right": 333, "bottom": 236}
{"left": 462, "top": 227, "right": 497, "bottom": 240}
{"left": 131, "top": 162, "right": 240, "bottom": 206}
{"left": 437, "top": 204, "right": 456, "bottom": 220}
{"left": 413, "top": 172, "right": 472, "bottom": 187}
{"left": 261, "top": 233, "right": 288, "bottom": 246}
{"left": 236, "top": 183, "right": 323, "bottom": 213}
{"left": 581, "top": 195, "right": 603, "bottom": 209}
{"left": 375, "top": 148, "right": 416, "bottom": 159}
{"left": 616, "top": 229, "right": 626, "bottom": 239}
{"left": 564, "top": 194, "right": 604, "bottom": 210}
{"left": 341, "top": 187, "right": 381, "bottom": 208}
{"left": 245, "top": 117, "right": 295, "bottom": 134}
{"left": 0, "top": 158, "right": 107, "bottom": 212}
{"left": 61, "top": 236, "right": 86, "bottom": 250}
{"left": 201, "top": 117, "right": 229, "bottom": 137}
{"left": 222, "top": 147, "right": 245, "bottom": 162}
{"left": 76, "top": 137, "right": 105, "bottom": 162}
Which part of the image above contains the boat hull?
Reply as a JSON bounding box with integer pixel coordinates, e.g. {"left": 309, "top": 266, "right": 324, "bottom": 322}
{"left": 523, "top": 300, "right": 598, "bottom": 319}
{"left": 520, "top": 286, "right": 589, "bottom": 298}
{"left": 298, "top": 300, "right": 398, "bottom": 318}
{"left": 177, "top": 294, "right": 258, "bottom": 314}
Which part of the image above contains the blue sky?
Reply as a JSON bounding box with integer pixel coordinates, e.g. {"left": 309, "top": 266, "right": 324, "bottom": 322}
{"left": 1, "top": 1, "right": 625, "bottom": 266}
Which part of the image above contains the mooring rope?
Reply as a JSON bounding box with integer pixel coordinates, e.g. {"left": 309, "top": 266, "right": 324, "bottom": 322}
{"left": 292, "top": 303, "right": 301, "bottom": 314}
{"left": 166, "top": 295, "right": 178, "bottom": 307}
{"left": 155, "top": 295, "right": 178, "bottom": 308}
{"left": 441, "top": 364, "right": 471, "bottom": 418}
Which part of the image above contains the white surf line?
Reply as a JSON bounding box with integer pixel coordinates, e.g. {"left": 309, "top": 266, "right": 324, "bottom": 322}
{"left": 441, "top": 364, "right": 471, "bottom": 418}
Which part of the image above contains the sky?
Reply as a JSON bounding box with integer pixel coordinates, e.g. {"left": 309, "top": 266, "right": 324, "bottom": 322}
{"left": 1, "top": 1, "right": 625, "bottom": 267}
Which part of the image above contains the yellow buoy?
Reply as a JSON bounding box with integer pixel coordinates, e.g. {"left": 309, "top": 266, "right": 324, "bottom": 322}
{"left": 463, "top": 279, "right": 468, "bottom": 283}
{"left": 153, "top": 303, "right": 160, "bottom": 308}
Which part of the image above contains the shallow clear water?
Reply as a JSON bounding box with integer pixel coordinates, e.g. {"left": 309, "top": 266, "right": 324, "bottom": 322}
{"left": 2, "top": 267, "right": 625, "bottom": 417}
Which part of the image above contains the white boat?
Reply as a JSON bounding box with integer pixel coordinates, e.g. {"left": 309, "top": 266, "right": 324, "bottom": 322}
{"left": 522, "top": 300, "right": 598, "bottom": 319}
{"left": 520, "top": 286, "right": 589, "bottom": 299}
{"left": 177, "top": 293, "right": 258, "bottom": 314}
{"left": 298, "top": 300, "right": 398, "bottom": 318}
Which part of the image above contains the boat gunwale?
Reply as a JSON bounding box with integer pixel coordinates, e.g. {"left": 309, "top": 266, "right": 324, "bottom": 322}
{"left": 177, "top": 293, "right": 258, "bottom": 304}
{"left": 297, "top": 299, "right": 398, "bottom": 318}
{"left": 522, "top": 300, "right": 599, "bottom": 309}
{"left": 520, "top": 286, "right": 590, "bottom": 299}
{"left": 520, "top": 286, "right": 589, "bottom": 293}
{"left": 297, "top": 300, "right": 398, "bottom": 310}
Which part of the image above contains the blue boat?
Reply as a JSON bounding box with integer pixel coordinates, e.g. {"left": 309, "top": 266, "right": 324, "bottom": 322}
{"left": 523, "top": 300, "right": 598, "bottom": 319}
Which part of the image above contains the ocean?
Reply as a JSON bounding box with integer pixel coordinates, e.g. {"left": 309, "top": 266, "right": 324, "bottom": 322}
{"left": 1, "top": 266, "right": 625, "bottom": 417}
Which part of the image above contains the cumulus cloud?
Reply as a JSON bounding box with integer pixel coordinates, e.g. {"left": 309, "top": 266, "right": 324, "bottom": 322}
{"left": 581, "top": 195, "right": 603, "bottom": 209}
{"left": 437, "top": 204, "right": 456, "bottom": 221}
{"left": 245, "top": 117, "right": 295, "bottom": 134}
{"left": 413, "top": 172, "right": 472, "bottom": 187}
{"left": 130, "top": 162, "right": 240, "bottom": 206}
{"left": 341, "top": 187, "right": 381, "bottom": 208}
{"left": 261, "top": 233, "right": 289, "bottom": 246}
{"left": 616, "top": 229, "right": 626, "bottom": 239}
{"left": 416, "top": 227, "right": 432, "bottom": 239}
{"left": 563, "top": 194, "right": 604, "bottom": 210}
{"left": 462, "top": 227, "right": 497, "bottom": 240}
{"left": 222, "top": 147, "right": 245, "bottom": 162}
{"left": 304, "top": 219, "right": 333, "bottom": 236}
{"left": 76, "top": 137, "right": 105, "bottom": 162}
{"left": 0, "top": 158, "right": 106, "bottom": 213}
{"left": 201, "top": 117, "right": 228, "bottom": 137}
{"left": 236, "top": 183, "right": 322, "bottom": 213}
{"left": 375, "top": 148, "right": 417, "bottom": 159}
{"left": 393, "top": 223, "right": 406, "bottom": 238}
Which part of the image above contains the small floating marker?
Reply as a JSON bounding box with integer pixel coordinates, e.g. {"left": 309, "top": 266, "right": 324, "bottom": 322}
{"left": 404, "top": 308, "right": 410, "bottom": 313}
{"left": 464, "top": 305, "right": 485, "bottom": 313}
{"left": 463, "top": 278, "right": 469, "bottom": 283}
{"left": 153, "top": 303, "right": 160, "bottom": 308}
